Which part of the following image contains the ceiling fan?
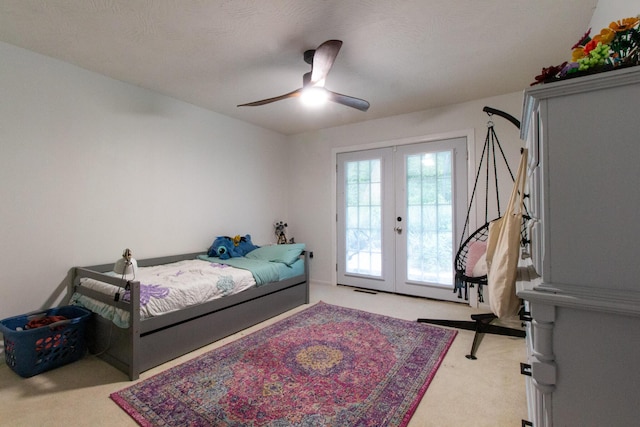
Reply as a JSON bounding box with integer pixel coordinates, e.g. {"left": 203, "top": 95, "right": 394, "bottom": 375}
{"left": 237, "top": 40, "right": 370, "bottom": 112}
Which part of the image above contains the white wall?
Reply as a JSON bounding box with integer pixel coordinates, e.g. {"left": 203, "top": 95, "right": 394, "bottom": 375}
{"left": 0, "top": 42, "right": 290, "bottom": 319}
{"left": 590, "top": 0, "right": 637, "bottom": 31}
{"left": 286, "top": 92, "right": 525, "bottom": 286}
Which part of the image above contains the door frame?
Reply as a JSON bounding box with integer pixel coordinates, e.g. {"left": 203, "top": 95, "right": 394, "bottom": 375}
{"left": 331, "top": 129, "right": 478, "bottom": 306}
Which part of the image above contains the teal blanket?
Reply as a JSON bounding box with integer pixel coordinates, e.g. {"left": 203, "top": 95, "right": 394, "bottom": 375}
{"left": 197, "top": 255, "right": 282, "bottom": 286}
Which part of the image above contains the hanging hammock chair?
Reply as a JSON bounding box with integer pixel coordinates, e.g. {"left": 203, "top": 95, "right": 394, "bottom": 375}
{"left": 453, "top": 107, "right": 530, "bottom": 303}
{"left": 418, "top": 106, "right": 530, "bottom": 359}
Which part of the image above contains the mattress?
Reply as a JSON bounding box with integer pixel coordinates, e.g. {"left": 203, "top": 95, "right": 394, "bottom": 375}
{"left": 73, "top": 257, "right": 302, "bottom": 328}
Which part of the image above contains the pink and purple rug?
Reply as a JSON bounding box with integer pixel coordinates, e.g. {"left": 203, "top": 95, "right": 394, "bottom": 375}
{"left": 110, "top": 301, "right": 457, "bottom": 426}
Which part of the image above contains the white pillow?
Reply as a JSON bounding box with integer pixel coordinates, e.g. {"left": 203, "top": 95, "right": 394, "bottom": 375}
{"left": 465, "top": 241, "right": 487, "bottom": 276}
{"left": 471, "top": 252, "right": 488, "bottom": 277}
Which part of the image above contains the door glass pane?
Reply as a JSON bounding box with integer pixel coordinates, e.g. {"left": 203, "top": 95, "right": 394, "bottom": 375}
{"left": 406, "top": 151, "right": 453, "bottom": 284}
{"left": 345, "top": 159, "right": 382, "bottom": 277}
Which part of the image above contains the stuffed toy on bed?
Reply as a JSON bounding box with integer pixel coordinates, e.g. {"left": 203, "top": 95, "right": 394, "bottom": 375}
{"left": 207, "top": 234, "right": 259, "bottom": 259}
{"left": 235, "top": 234, "right": 259, "bottom": 255}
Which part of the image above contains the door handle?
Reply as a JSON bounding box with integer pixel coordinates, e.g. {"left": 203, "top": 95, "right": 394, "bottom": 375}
{"left": 394, "top": 226, "right": 403, "bottom": 234}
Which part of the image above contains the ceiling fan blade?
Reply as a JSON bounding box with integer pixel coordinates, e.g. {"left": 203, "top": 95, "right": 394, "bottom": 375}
{"left": 326, "top": 90, "right": 370, "bottom": 112}
{"left": 310, "top": 40, "right": 342, "bottom": 86}
{"left": 237, "top": 88, "right": 302, "bottom": 107}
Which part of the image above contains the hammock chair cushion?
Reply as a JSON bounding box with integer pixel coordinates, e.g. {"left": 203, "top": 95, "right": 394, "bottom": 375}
{"left": 472, "top": 251, "right": 488, "bottom": 277}
{"left": 465, "top": 240, "right": 487, "bottom": 277}
{"left": 455, "top": 221, "right": 492, "bottom": 286}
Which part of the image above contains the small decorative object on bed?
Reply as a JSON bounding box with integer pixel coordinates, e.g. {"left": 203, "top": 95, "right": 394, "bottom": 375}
{"left": 113, "top": 248, "right": 137, "bottom": 278}
{"left": 274, "top": 221, "right": 288, "bottom": 244}
{"left": 71, "top": 243, "right": 308, "bottom": 380}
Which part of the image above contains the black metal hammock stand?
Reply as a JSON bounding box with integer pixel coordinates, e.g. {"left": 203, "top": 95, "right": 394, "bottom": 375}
{"left": 418, "top": 106, "right": 530, "bottom": 360}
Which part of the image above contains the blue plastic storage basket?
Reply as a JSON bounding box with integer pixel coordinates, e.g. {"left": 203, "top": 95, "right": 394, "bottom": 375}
{"left": 0, "top": 305, "right": 91, "bottom": 378}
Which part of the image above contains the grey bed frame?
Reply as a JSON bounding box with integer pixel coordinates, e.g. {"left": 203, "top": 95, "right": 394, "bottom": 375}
{"left": 72, "top": 251, "right": 309, "bottom": 380}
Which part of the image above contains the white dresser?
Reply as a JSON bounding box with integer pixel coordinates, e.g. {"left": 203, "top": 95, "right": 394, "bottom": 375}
{"left": 518, "top": 67, "right": 640, "bottom": 427}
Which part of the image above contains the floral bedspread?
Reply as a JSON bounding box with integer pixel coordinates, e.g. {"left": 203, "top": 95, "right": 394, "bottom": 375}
{"left": 74, "top": 259, "right": 255, "bottom": 327}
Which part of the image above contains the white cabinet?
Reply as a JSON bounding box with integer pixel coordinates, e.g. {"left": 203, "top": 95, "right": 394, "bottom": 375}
{"left": 518, "top": 67, "right": 640, "bottom": 427}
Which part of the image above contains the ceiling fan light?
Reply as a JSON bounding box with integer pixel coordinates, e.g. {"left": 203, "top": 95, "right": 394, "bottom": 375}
{"left": 300, "top": 87, "right": 328, "bottom": 107}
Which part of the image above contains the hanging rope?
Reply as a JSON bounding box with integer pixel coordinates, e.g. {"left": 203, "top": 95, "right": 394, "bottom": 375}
{"left": 457, "top": 117, "right": 517, "bottom": 252}
{"left": 454, "top": 108, "right": 529, "bottom": 301}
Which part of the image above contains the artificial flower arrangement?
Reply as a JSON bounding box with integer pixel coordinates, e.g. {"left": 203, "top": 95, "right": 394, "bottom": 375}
{"left": 532, "top": 15, "right": 639, "bottom": 85}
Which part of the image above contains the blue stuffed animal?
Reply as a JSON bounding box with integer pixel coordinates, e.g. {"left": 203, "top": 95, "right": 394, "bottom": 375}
{"left": 235, "top": 234, "right": 259, "bottom": 256}
{"left": 207, "top": 234, "right": 259, "bottom": 259}
{"left": 207, "top": 236, "right": 236, "bottom": 259}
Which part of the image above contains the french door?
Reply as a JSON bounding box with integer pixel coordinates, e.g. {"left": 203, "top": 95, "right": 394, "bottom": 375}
{"left": 336, "top": 137, "right": 468, "bottom": 302}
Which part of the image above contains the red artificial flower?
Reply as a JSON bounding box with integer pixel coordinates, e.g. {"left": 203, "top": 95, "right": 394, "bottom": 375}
{"left": 583, "top": 39, "right": 599, "bottom": 55}
{"left": 572, "top": 28, "right": 592, "bottom": 49}
{"left": 531, "top": 62, "right": 568, "bottom": 86}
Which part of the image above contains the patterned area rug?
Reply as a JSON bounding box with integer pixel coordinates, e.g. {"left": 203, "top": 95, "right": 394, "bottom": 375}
{"left": 110, "top": 302, "right": 457, "bottom": 426}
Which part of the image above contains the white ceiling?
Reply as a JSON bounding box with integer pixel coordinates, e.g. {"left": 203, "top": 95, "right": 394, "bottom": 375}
{"left": 0, "top": 0, "right": 597, "bottom": 135}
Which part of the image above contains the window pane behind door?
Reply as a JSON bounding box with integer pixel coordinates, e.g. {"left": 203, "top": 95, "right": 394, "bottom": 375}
{"left": 406, "top": 151, "right": 453, "bottom": 284}
{"left": 345, "top": 159, "right": 382, "bottom": 277}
